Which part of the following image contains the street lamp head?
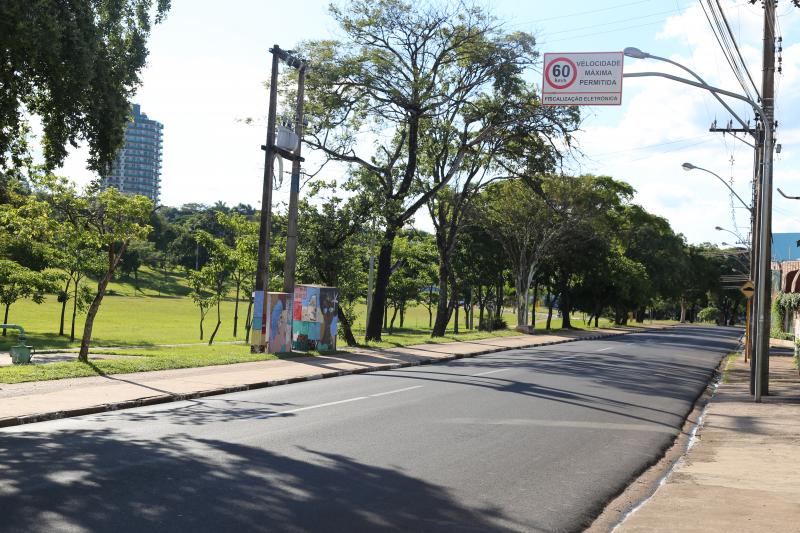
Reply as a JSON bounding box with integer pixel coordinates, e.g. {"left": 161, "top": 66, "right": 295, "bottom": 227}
{"left": 715, "top": 226, "right": 725, "bottom": 231}
{"left": 681, "top": 162, "right": 696, "bottom": 171}
{"left": 623, "top": 47, "right": 650, "bottom": 59}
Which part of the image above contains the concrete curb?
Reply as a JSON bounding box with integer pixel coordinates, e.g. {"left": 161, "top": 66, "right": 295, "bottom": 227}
{"left": 0, "top": 326, "right": 672, "bottom": 428}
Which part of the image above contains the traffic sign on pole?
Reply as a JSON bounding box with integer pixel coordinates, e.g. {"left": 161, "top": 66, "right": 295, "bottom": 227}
{"left": 740, "top": 280, "right": 755, "bottom": 299}
{"left": 542, "top": 52, "right": 624, "bottom": 106}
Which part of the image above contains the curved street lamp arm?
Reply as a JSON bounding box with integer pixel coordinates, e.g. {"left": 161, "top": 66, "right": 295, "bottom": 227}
{"left": 693, "top": 166, "right": 752, "bottom": 213}
{"left": 623, "top": 72, "right": 766, "bottom": 124}
{"left": 645, "top": 54, "right": 752, "bottom": 135}
{"left": 777, "top": 188, "right": 800, "bottom": 200}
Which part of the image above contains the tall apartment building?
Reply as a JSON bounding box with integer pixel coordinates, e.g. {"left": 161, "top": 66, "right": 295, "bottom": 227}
{"left": 102, "top": 104, "right": 163, "bottom": 203}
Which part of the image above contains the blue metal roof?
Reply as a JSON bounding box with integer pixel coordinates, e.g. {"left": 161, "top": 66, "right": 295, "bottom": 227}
{"left": 772, "top": 233, "right": 800, "bottom": 261}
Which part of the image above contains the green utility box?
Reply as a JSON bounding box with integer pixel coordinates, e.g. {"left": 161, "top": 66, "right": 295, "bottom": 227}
{"left": 2, "top": 324, "right": 34, "bottom": 364}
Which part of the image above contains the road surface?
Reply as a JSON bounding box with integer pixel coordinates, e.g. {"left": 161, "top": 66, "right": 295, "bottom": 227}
{"left": 0, "top": 326, "right": 739, "bottom": 532}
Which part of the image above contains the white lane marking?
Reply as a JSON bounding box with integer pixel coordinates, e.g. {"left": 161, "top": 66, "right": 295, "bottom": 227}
{"left": 472, "top": 368, "right": 509, "bottom": 377}
{"left": 370, "top": 385, "right": 423, "bottom": 398}
{"left": 596, "top": 347, "right": 613, "bottom": 352}
{"left": 258, "top": 396, "right": 368, "bottom": 418}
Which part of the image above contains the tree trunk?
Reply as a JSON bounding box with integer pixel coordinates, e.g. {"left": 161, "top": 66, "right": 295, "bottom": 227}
{"left": 2, "top": 303, "right": 9, "bottom": 336}
{"left": 233, "top": 281, "right": 241, "bottom": 338}
{"left": 208, "top": 299, "right": 222, "bottom": 345}
{"left": 338, "top": 307, "right": 357, "bottom": 347}
{"left": 389, "top": 307, "right": 399, "bottom": 333}
{"left": 432, "top": 259, "right": 451, "bottom": 336}
{"left": 530, "top": 283, "right": 539, "bottom": 329}
{"left": 59, "top": 278, "right": 71, "bottom": 336}
{"left": 399, "top": 305, "right": 405, "bottom": 329}
{"left": 383, "top": 303, "right": 388, "bottom": 329}
{"left": 199, "top": 308, "right": 205, "bottom": 340}
{"left": 546, "top": 295, "right": 554, "bottom": 330}
{"left": 454, "top": 302, "right": 459, "bottom": 334}
{"left": 79, "top": 242, "right": 130, "bottom": 362}
{"left": 70, "top": 281, "right": 79, "bottom": 342}
{"left": 561, "top": 291, "right": 572, "bottom": 329}
{"left": 679, "top": 297, "right": 687, "bottom": 323}
{"left": 515, "top": 273, "right": 527, "bottom": 328}
{"left": 244, "top": 296, "right": 253, "bottom": 340}
{"left": 365, "top": 227, "right": 397, "bottom": 341}
{"left": 496, "top": 274, "right": 504, "bottom": 321}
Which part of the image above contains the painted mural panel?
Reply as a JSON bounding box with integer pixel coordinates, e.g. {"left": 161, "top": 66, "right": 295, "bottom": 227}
{"left": 250, "top": 290, "right": 265, "bottom": 347}
{"left": 292, "top": 285, "right": 338, "bottom": 352}
{"left": 319, "top": 287, "right": 338, "bottom": 351}
{"left": 267, "top": 292, "right": 293, "bottom": 353}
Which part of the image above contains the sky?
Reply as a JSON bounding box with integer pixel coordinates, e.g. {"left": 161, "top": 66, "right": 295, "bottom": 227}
{"left": 56, "top": 0, "right": 800, "bottom": 247}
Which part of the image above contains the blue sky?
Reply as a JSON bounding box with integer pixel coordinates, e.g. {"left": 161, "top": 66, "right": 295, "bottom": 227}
{"left": 58, "top": 0, "right": 800, "bottom": 247}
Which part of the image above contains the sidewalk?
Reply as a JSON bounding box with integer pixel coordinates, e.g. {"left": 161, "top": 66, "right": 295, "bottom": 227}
{"left": 0, "top": 326, "right": 661, "bottom": 427}
{"left": 617, "top": 349, "right": 800, "bottom": 532}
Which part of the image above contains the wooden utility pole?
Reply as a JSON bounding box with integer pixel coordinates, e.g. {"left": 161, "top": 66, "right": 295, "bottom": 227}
{"left": 282, "top": 64, "right": 307, "bottom": 294}
{"left": 255, "top": 46, "right": 281, "bottom": 295}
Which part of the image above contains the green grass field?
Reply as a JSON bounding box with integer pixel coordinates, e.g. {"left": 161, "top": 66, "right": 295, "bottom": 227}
{"left": 0, "top": 266, "right": 653, "bottom": 383}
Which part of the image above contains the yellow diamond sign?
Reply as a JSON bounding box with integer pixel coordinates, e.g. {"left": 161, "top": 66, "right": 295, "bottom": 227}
{"left": 740, "top": 280, "right": 755, "bottom": 299}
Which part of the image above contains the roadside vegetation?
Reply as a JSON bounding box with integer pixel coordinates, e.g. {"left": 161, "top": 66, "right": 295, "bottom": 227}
{"left": 3, "top": 0, "right": 735, "bottom": 383}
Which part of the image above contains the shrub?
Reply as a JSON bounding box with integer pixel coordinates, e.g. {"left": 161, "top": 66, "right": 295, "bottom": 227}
{"left": 697, "top": 307, "right": 720, "bottom": 324}
{"left": 479, "top": 316, "right": 507, "bottom": 331}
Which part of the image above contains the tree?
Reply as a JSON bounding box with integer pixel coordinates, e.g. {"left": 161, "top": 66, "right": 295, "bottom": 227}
{"left": 474, "top": 180, "right": 558, "bottom": 328}
{"left": 296, "top": 190, "right": 370, "bottom": 346}
{"left": 300, "top": 0, "right": 549, "bottom": 340}
{"left": 385, "top": 232, "right": 437, "bottom": 332}
{"left": 615, "top": 205, "right": 687, "bottom": 321}
{"left": 0, "top": 183, "right": 64, "bottom": 334}
{"left": 215, "top": 213, "right": 258, "bottom": 338}
{"left": 0, "top": 0, "right": 170, "bottom": 174}
{"left": 0, "top": 260, "right": 61, "bottom": 335}
{"left": 43, "top": 179, "right": 153, "bottom": 361}
{"left": 48, "top": 225, "right": 104, "bottom": 340}
{"left": 188, "top": 237, "right": 230, "bottom": 344}
{"left": 537, "top": 174, "right": 634, "bottom": 328}
{"left": 120, "top": 239, "right": 157, "bottom": 293}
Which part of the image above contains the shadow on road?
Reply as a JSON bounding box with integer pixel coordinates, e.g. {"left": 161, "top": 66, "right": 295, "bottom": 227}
{"left": 0, "top": 429, "right": 520, "bottom": 532}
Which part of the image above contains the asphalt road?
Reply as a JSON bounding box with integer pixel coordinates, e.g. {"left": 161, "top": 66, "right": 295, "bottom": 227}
{"left": 0, "top": 326, "right": 740, "bottom": 533}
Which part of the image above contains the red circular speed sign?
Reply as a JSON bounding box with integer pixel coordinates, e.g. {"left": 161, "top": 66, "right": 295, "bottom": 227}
{"left": 545, "top": 57, "right": 578, "bottom": 90}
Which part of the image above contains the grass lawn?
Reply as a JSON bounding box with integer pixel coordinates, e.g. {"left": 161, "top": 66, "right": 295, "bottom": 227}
{"left": 0, "top": 264, "right": 674, "bottom": 384}
{"left": 0, "top": 347, "right": 284, "bottom": 384}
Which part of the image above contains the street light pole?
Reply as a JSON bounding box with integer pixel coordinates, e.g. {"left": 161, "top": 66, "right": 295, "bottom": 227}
{"left": 623, "top": 64, "right": 773, "bottom": 403}
{"left": 681, "top": 163, "right": 752, "bottom": 213}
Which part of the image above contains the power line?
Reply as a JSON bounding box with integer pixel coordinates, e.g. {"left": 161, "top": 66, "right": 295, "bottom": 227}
{"left": 522, "top": 0, "right": 659, "bottom": 24}
{"left": 538, "top": 8, "right": 683, "bottom": 37}
{"left": 715, "top": 0, "right": 761, "bottom": 99}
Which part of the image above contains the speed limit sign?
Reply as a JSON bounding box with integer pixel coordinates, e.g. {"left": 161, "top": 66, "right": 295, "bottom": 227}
{"left": 541, "top": 52, "right": 624, "bottom": 106}
{"left": 544, "top": 57, "right": 577, "bottom": 89}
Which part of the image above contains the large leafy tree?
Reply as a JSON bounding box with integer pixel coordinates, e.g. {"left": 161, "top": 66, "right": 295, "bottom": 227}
{"left": 296, "top": 189, "right": 371, "bottom": 346}
{"left": 0, "top": 0, "right": 170, "bottom": 174}
{"left": 300, "top": 0, "right": 554, "bottom": 340}
{"left": 41, "top": 177, "right": 153, "bottom": 360}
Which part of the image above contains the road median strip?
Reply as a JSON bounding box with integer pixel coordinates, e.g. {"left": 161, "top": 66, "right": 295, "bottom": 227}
{"left": 0, "top": 325, "right": 672, "bottom": 428}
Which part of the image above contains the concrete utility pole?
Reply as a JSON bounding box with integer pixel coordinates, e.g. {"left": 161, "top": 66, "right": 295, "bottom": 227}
{"left": 754, "top": 0, "right": 777, "bottom": 401}
{"left": 282, "top": 64, "right": 307, "bottom": 294}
